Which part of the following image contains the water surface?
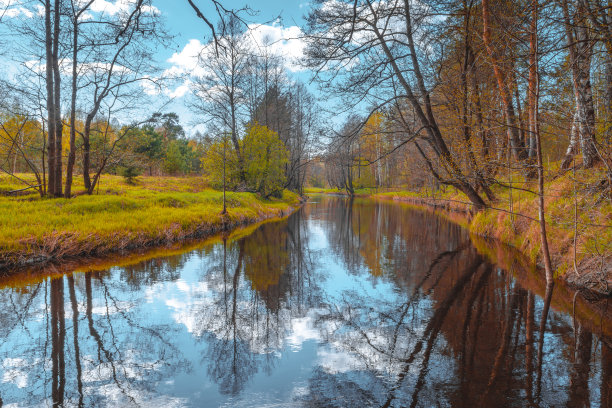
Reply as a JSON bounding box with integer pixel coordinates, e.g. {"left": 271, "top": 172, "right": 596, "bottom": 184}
{"left": 0, "top": 196, "right": 610, "bottom": 407}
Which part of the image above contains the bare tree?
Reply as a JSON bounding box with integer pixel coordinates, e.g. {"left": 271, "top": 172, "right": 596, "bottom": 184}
{"left": 74, "top": 0, "right": 167, "bottom": 194}
{"left": 191, "top": 15, "right": 251, "bottom": 181}
{"left": 64, "top": 0, "right": 95, "bottom": 197}
{"left": 304, "top": 0, "right": 487, "bottom": 209}
{"left": 44, "top": 0, "right": 63, "bottom": 197}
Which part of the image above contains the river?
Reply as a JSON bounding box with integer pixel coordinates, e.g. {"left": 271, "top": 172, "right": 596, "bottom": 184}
{"left": 0, "top": 195, "right": 610, "bottom": 407}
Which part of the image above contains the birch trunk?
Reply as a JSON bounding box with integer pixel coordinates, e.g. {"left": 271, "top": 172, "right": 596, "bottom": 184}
{"left": 561, "top": 0, "right": 599, "bottom": 169}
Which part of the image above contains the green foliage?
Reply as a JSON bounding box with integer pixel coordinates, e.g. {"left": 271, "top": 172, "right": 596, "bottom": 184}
{"left": 200, "top": 138, "right": 242, "bottom": 190}
{"left": 243, "top": 123, "right": 288, "bottom": 197}
{"left": 201, "top": 124, "right": 289, "bottom": 197}
{"left": 151, "top": 112, "right": 185, "bottom": 140}
{"left": 119, "top": 115, "right": 203, "bottom": 176}
{"left": 133, "top": 125, "right": 164, "bottom": 162}
{"left": 120, "top": 166, "right": 141, "bottom": 185}
{"left": 163, "top": 140, "right": 188, "bottom": 175}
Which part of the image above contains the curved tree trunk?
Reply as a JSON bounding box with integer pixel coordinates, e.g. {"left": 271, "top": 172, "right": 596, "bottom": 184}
{"left": 364, "top": 0, "right": 487, "bottom": 210}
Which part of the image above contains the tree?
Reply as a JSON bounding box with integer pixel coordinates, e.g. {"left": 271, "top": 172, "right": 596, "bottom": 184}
{"left": 43, "top": 0, "right": 63, "bottom": 197}
{"left": 325, "top": 117, "right": 362, "bottom": 196}
{"left": 304, "top": 0, "right": 487, "bottom": 209}
{"left": 163, "top": 140, "right": 188, "bottom": 175}
{"left": 152, "top": 112, "right": 185, "bottom": 141}
{"left": 242, "top": 123, "right": 288, "bottom": 197}
{"left": 133, "top": 125, "right": 165, "bottom": 176}
{"left": 64, "top": 0, "right": 95, "bottom": 198}
{"left": 201, "top": 134, "right": 242, "bottom": 190}
{"left": 560, "top": 0, "right": 600, "bottom": 169}
{"left": 481, "top": 0, "right": 529, "bottom": 162}
{"left": 192, "top": 15, "right": 251, "bottom": 180}
{"left": 74, "top": 0, "right": 166, "bottom": 194}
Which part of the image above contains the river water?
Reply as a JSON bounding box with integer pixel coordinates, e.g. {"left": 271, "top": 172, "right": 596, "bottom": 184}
{"left": 0, "top": 196, "right": 610, "bottom": 407}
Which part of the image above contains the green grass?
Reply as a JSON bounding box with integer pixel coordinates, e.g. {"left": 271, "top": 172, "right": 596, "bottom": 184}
{"left": 0, "top": 174, "right": 300, "bottom": 267}
{"left": 303, "top": 187, "right": 344, "bottom": 194}
{"left": 304, "top": 186, "right": 387, "bottom": 196}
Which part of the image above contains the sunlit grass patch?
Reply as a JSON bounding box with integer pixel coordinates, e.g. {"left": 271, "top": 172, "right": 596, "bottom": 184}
{"left": 0, "top": 174, "right": 300, "bottom": 267}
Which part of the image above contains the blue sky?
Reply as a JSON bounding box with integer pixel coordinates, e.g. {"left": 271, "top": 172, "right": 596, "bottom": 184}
{"left": 152, "top": 0, "right": 317, "bottom": 133}
{"left": 0, "top": 0, "right": 340, "bottom": 135}
{"left": 154, "top": 0, "right": 310, "bottom": 43}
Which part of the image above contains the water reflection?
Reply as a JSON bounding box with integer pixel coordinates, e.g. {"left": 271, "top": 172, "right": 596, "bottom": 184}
{"left": 0, "top": 196, "right": 610, "bottom": 407}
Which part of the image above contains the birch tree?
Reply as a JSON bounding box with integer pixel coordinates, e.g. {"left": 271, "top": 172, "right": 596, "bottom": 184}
{"left": 560, "top": 0, "right": 600, "bottom": 169}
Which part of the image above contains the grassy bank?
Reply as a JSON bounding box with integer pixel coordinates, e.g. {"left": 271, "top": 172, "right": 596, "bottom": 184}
{"left": 0, "top": 174, "right": 301, "bottom": 269}
{"left": 303, "top": 187, "right": 381, "bottom": 195}
{"left": 365, "top": 166, "right": 611, "bottom": 294}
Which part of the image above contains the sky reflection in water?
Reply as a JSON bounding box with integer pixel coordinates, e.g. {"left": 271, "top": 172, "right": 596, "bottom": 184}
{"left": 0, "top": 196, "right": 610, "bottom": 407}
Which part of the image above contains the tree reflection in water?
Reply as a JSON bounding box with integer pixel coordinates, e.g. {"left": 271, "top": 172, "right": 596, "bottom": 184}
{"left": 195, "top": 211, "right": 322, "bottom": 396}
{"left": 0, "top": 267, "right": 190, "bottom": 406}
{"left": 0, "top": 196, "right": 610, "bottom": 407}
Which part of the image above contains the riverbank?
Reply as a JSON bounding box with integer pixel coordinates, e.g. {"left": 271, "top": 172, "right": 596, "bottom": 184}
{"left": 310, "top": 165, "right": 611, "bottom": 295}
{"left": 373, "top": 168, "right": 610, "bottom": 294}
{"left": 0, "top": 174, "right": 302, "bottom": 270}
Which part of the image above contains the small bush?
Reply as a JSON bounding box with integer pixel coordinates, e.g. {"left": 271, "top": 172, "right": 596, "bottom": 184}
{"left": 120, "top": 166, "right": 141, "bottom": 185}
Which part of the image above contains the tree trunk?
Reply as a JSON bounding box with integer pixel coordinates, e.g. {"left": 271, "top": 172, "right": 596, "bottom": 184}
{"left": 230, "top": 94, "right": 245, "bottom": 183}
{"left": 52, "top": 0, "right": 63, "bottom": 196}
{"left": 44, "top": 0, "right": 56, "bottom": 197}
{"left": 561, "top": 110, "right": 580, "bottom": 169}
{"left": 11, "top": 133, "right": 18, "bottom": 173}
{"left": 65, "top": 14, "right": 79, "bottom": 198}
{"left": 82, "top": 115, "right": 93, "bottom": 191}
{"left": 528, "top": 3, "right": 538, "bottom": 161}
{"left": 530, "top": 0, "right": 554, "bottom": 284}
{"left": 561, "top": 0, "right": 599, "bottom": 168}
{"left": 605, "top": 55, "right": 612, "bottom": 145}
{"left": 461, "top": 3, "right": 495, "bottom": 201}
{"left": 482, "top": 0, "right": 528, "bottom": 162}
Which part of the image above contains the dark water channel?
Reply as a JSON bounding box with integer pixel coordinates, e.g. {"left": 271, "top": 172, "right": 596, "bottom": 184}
{"left": 0, "top": 196, "right": 611, "bottom": 407}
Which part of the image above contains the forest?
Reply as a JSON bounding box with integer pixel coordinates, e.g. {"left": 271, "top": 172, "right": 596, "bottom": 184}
{"left": 0, "top": 0, "right": 610, "bottom": 289}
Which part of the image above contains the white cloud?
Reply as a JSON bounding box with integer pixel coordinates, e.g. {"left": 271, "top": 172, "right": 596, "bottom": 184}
{"left": 163, "top": 22, "right": 307, "bottom": 99}
{"left": 245, "top": 21, "right": 306, "bottom": 72}
{"left": 168, "top": 80, "right": 191, "bottom": 98}
{"left": 240, "top": 21, "right": 308, "bottom": 71}
{"left": 0, "top": 0, "right": 158, "bottom": 20}
{"left": 0, "top": 0, "right": 33, "bottom": 19}
{"left": 167, "top": 38, "right": 210, "bottom": 78}
{"left": 89, "top": 0, "right": 159, "bottom": 16}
